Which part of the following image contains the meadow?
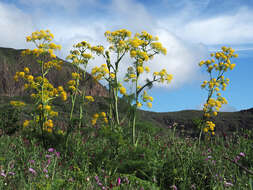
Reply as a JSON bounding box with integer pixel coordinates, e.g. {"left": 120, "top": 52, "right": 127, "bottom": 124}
{"left": 0, "top": 29, "right": 252, "bottom": 190}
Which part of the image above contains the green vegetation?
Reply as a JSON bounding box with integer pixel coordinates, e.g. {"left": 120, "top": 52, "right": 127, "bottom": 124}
{"left": 0, "top": 29, "right": 252, "bottom": 190}
{"left": 1, "top": 95, "right": 253, "bottom": 189}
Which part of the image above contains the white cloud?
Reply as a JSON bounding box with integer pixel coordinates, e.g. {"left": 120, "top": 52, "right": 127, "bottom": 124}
{"left": 159, "top": 6, "right": 253, "bottom": 45}
{"left": 0, "top": 2, "right": 35, "bottom": 49}
{"left": 108, "top": 0, "right": 155, "bottom": 32}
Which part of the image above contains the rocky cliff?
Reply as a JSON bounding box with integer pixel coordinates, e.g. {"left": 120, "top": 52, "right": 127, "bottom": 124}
{"left": 0, "top": 47, "right": 108, "bottom": 97}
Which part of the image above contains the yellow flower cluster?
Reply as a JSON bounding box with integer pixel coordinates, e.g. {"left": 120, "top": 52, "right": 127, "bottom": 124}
{"left": 91, "top": 45, "right": 105, "bottom": 55}
{"left": 67, "top": 79, "right": 77, "bottom": 92}
{"left": 153, "top": 69, "right": 173, "bottom": 84}
{"left": 10, "top": 101, "right": 26, "bottom": 107}
{"left": 23, "top": 120, "right": 30, "bottom": 128}
{"left": 129, "top": 37, "right": 145, "bottom": 48}
{"left": 26, "top": 30, "right": 54, "bottom": 42}
{"left": 201, "top": 76, "right": 230, "bottom": 91}
{"left": 44, "top": 119, "right": 54, "bottom": 133}
{"left": 67, "top": 72, "right": 82, "bottom": 93}
{"left": 141, "top": 91, "right": 153, "bottom": 108}
{"left": 58, "top": 86, "right": 67, "bottom": 101}
{"left": 91, "top": 112, "right": 108, "bottom": 126}
{"left": 203, "top": 121, "right": 215, "bottom": 135}
{"left": 137, "top": 102, "right": 142, "bottom": 108}
{"left": 23, "top": 30, "right": 61, "bottom": 58}
{"left": 203, "top": 97, "right": 227, "bottom": 118}
{"left": 130, "top": 50, "right": 149, "bottom": 62}
{"left": 105, "top": 29, "right": 131, "bottom": 40}
{"left": 150, "top": 42, "right": 167, "bottom": 55}
{"left": 199, "top": 46, "right": 237, "bottom": 73}
{"left": 130, "top": 31, "right": 166, "bottom": 57}
{"left": 91, "top": 64, "right": 109, "bottom": 81}
{"left": 104, "top": 29, "right": 132, "bottom": 53}
{"left": 85, "top": 96, "right": 95, "bottom": 102}
{"left": 72, "top": 72, "right": 81, "bottom": 80}
{"left": 44, "top": 60, "right": 63, "bottom": 70}
{"left": 118, "top": 83, "right": 127, "bottom": 95}
{"left": 66, "top": 41, "right": 95, "bottom": 67}
{"left": 37, "top": 104, "right": 58, "bottom": 117}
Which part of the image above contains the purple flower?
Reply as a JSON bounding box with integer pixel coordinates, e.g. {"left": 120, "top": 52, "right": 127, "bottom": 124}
{"left": 43, "top": 168, "right": 48, "bottom": 173}
{"left": 117, "top": 177, "right": 121, "bottom": 186}
{"left": 45, "top": 154, "right": 52, "bottom": 158}
{"left": 234, "top": 155, "right": 240, "bottom": 163}
{"left": 29, "top": 168, "right": 36, "bottom": 175}
{"left": 1, "top": 171, "right": 6, "bottom": 178}
{"left": 29, "top": 160, "right": 35, "bottom": 164}
{"left": 8, "top": 172, "right": 15, "bottom": 176}
{"left": 45, "top": 174, "right": 49, "bottom": 178}
{"left": 170, "top": 185, "right": 177, "bottom": 190}
{"left": 95, "top": 176, "right": 99, "bottom": 181}
{"left": 55, "top": 152, "right": 60, "bottom": 158}
{"left": 48, "top": 148, "right": 55, "bottom": 152}
{"left": 239, "top": 152, "right": 245, "bottom": 157}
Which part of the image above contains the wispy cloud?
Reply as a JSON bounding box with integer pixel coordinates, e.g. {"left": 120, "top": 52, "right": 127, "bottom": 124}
{"left": 0, "top": 2, "right": 35, "bottom": 49}
{"left": 159, "top": 6, "right": 253, "bottom": 45}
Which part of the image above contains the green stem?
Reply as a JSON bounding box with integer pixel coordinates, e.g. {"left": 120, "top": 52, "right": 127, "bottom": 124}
{"left": 198, "top": 127, "right": 203, "bottom": 145}
{"left": 69, "top": 94, "right": 77, "bottom": 122}
{"left": 132, "top": 75, "right": 138, "bottom": 146}
{"left": 113, "top": 88, "right": 120, "bottom": 126}
{"left": 40, "top": 56, "right": 46, "bottom": 147}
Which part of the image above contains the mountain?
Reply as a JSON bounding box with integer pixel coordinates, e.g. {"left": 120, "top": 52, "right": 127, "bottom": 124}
{"left": 0, "top": 47, "right": 108, "bottom": 97}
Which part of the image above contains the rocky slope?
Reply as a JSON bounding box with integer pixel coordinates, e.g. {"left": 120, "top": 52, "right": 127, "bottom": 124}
{"left": 0, "top": 47, "right": 108, "bottom": 97}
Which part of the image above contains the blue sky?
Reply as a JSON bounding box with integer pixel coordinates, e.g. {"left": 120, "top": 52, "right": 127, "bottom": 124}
{"left": 0, "top": 0, "right": 252, "bottom": 112}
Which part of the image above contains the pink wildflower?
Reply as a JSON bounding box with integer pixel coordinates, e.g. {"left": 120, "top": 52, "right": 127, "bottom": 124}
{"left": 29, "top": 168, "right": 36, "bottom": 175}
{"left": 48, "top": 148, "right": 54, "bottom": 152}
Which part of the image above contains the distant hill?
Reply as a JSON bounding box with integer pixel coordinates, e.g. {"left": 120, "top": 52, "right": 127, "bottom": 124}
{"left": 0, "top": 47, "right": 108, "bottom": 97}
{"left": 139, "top": 108, "right": 253, "bottom": 136}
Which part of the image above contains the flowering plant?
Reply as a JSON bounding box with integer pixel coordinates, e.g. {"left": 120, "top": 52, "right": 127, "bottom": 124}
{"left": 198, "top": 46, "right": 238, "bottom": 141}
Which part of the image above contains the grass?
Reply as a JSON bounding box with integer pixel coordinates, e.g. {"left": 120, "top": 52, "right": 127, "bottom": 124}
{"left": 0, "top": 96, "right": 253, "bottom": 190}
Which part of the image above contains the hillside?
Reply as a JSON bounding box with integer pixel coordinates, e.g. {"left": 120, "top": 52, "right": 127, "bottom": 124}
{"left": 139, "top": 109, "right": 253, "bottom": 136}
{"left": 0, "top": 47, "right": 108, "bottom": 97}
